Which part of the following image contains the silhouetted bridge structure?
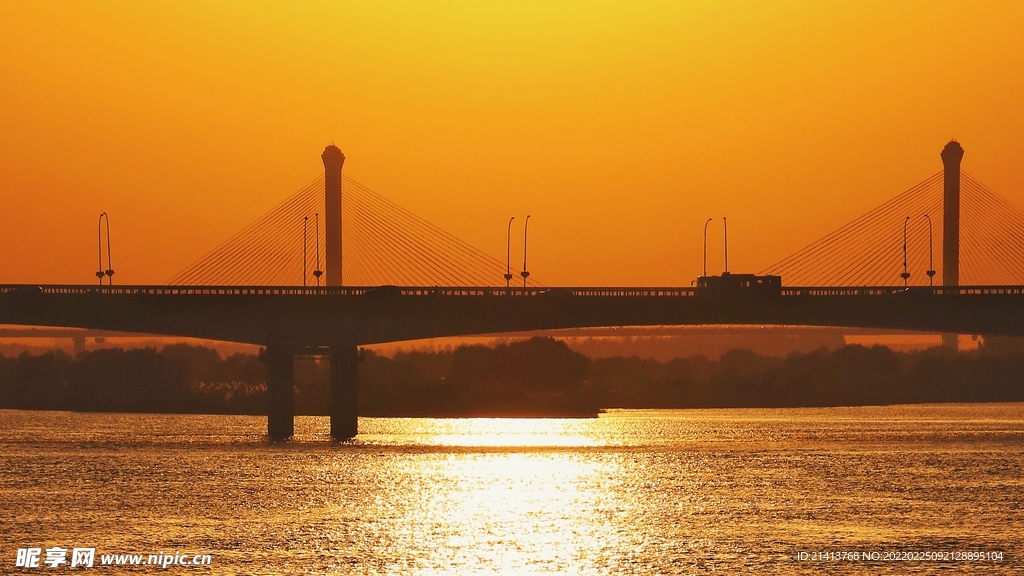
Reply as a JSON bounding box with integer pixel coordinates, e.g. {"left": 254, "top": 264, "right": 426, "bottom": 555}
{"left": 4, "top": 141, "right": 1024, "bottom": 439}
{"left": 8, "top": 284, "right": 1024, "bottom": 346}
{"left": 5, "top": 282, "right": 1024, "bottom": 438}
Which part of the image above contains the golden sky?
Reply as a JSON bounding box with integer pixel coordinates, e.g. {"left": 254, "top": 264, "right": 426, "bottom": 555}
{"left": 1, "top": 1, "right": 1022, "bottom": 286}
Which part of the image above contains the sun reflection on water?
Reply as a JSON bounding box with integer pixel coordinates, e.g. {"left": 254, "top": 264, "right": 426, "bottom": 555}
{"left": 381, "top": 452, "right": 625, "bottom": 574}
{"left": 358, "top": 417, "right": 605, "bottom": 447}
{"left": 340, "top": 418, "right": 630, "bottom": 573}
{"left": 5, "top": 407, "right": 1023, "bottom": 573}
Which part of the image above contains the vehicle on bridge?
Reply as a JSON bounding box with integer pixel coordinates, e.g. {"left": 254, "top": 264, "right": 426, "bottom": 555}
{"left": 6, "top": 285, "right": 43, "bottom": 295}
{"left": 363, "top": 285, "right": 403, "bottom": 299}
{"left": 696, "top": 272, "right": 782, "bottom": 298}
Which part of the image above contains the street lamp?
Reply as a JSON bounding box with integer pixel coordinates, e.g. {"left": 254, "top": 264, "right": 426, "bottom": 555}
{"left": 722, "top": 217, "right": 729, "bottom": 274}
{"left": 702, "top": 218, "right": 713, "bottom": 277}
{"left": 104, "top": 214, "right": 114, "bottom": 284}
{"left": 96, "top": 213, "right": 106, "bottom": 285}
{"left": 901, "top": 216, "right": 911, "bottom": 287}
{"left": 96, "top": 212, "right": 113, "bottom": 285}
{"left": 923, "top": 214, "right": 936, "bottom": 286}
{"left": 313, "top": 213, "right": 323, "bottom": 287}
{"left": 303, "top": 216, "right": 309, "bottom": 288}
{"left": 504, "top": 216, "right": 515, "bottom": 288}
{"left": 520, "top": 215, "right": 531, "bottom": 288}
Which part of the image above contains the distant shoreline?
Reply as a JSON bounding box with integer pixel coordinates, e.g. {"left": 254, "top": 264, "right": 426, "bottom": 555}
{"left": 3, "top": 337, "right": 1024, "bottom": 417}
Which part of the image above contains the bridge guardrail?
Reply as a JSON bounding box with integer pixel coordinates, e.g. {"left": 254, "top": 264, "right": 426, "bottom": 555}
{"left": 779, "top": 286, "right": 1024, "bottom": 296}
{"left": 0, "top": 285, "right": 699, "bottom": 297}
{"left": 4, "top": 285, "right": 1024, "bottom": 297}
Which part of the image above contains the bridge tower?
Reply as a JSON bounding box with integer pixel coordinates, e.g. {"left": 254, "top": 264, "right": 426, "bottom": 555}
{"left": 322, "top": 145, "right": 345, "bottom": 286}
{"left": 321, "top": 144, "right": 359, "bottom": 440}
{"left": 264, "top": 145, "right": 355, "bottom": 441}
{"left": 941, "top": 140, "right": 964, "bottom": 349}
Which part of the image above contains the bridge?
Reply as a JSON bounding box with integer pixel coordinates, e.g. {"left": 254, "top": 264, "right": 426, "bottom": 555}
{"left": 4, "top": 141, "right": 1024, "bottom": 439}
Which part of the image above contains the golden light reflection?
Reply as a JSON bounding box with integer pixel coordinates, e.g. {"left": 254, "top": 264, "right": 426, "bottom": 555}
{"left": 359, "top": 417, "right": 605, "bottom": 447}
{"left": 387, "top": 452, "right": 626, "bottom": 574}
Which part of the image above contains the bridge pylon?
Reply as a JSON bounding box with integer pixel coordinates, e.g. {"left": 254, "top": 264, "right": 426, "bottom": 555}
{"left": 941, "top": 140, "right": 964, "bottom": 348}
{"left": 322, "top": 144, "right": 345, "bottom": 287}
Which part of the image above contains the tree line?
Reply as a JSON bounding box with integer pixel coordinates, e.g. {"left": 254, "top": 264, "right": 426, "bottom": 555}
{"left": 1, "top": 337, "right": 1022, "bottom": 416}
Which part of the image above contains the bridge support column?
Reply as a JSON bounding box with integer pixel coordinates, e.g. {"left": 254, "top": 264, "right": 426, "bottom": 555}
{"left": 265, "top": 345, "right": 294, "bottom": 440}
{"left": 330, "top": 344, "right": 359, "bottom": 440}
{"left": 72, "top": 335, "right": 85, "bottom": 355}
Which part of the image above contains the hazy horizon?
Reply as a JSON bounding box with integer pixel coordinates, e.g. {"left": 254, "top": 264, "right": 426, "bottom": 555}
{"left": 2, "top": 2, "right": 1023, "bottom": 286}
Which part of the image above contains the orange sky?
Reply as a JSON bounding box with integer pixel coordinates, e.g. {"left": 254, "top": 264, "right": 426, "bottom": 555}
{"left": 2, "top": 1, "right": 1023, "bottom": 286}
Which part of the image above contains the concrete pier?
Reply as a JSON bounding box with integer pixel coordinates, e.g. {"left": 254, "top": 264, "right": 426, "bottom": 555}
{"left": 330, "top": 344, "right": 359, "bottom": 440}
{"left": 265, "top": 345, "right": 295, "bottom": 440}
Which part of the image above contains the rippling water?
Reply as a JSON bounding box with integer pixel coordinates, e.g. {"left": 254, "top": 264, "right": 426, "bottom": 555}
{"left": 2, "top": 405, "right": 1022, "bottom": 574}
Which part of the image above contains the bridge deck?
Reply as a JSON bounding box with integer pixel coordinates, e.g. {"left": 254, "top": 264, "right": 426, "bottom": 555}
{"left": 5, "top": 284, "right": 1024, "bottom": 346}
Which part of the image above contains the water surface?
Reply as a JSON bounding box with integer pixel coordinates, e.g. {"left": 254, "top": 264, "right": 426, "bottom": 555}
{"left": 2, "top": 405, "right": 1021, "bottom": 574}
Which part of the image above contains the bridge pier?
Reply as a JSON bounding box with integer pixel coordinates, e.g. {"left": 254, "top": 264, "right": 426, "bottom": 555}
{"left": 330, "top": 344, "right": 359, "bottom": 440}
{"left": 265, "top": 345, "right": 295, "bottom": 440}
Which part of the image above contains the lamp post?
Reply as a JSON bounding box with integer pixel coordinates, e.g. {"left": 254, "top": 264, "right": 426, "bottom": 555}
{"left": 96, "top": 213, "right": 113, "bottom": 285}
{"left": 504, "top": 216, "right": 515, "bottom": 288}
{"left": 722, "top": 217, "right": 729, "bottom": 274}
{"left": 96, "top": 213, "right": 106, "bottom": 285}
{"left": 520, "top": 214, "right": 531, "bottom": 287}
{"left": 104, "top": 214, "right": 113, "bottom": 284}
{"left": 901, "top": 216, "right": 911, "bottom": 287}
{"left": 303, "top": 216, "right": 308, "bottom": 288}
{"left": 702, "top": 218, "right": 713, "bottom": 277}
{"left": 313, "top": 213, "right": 322, "bottom": 287}
{"left": 923, "top": 214, "right": 935, "bottom": 286}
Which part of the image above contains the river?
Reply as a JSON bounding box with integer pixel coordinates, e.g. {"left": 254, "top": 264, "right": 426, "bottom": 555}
{"left": 2, "top": 404, "right": 1021, "bottom": 574}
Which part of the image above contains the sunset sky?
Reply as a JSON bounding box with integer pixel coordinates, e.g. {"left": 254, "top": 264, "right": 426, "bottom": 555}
{"left": 2, "top": 1, "right": 1023, "bottom": 286}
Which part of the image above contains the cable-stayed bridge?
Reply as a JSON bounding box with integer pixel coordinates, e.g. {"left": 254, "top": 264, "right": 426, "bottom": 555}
{"left": 166, "top": 173, "right": 540, "bottom": 288}
{"left": 4, "top": 141, "right": 1024, "bottom": 439}
{"left": 760, "top": 171, "right": 1024, "bottom": 286}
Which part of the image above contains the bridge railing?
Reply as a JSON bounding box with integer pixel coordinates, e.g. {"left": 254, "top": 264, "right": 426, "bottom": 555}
{"left": 4, "top": 284, "right": 1024, "bottom": 297}
{"left": 0, "top": 285, "right": 699, "bottom": 297}
{"left": 780, "top": 286, "right": 1024, "bottom": 296}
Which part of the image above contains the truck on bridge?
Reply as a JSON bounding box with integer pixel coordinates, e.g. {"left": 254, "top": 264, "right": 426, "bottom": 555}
{"left": 696, "top": 272, "right": 782, "bottom": 298}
